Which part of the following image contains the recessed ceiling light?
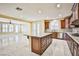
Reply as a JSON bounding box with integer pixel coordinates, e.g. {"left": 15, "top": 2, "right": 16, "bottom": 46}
{"left": 57, "top": 4, "right": 61, "bottom": 8}
{"left": 38, "top": 10, "right": 42, "bottom": 14}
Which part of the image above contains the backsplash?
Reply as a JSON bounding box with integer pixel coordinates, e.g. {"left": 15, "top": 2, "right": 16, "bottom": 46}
{"left": 72, "top": 28, "right": 79, "bottom": 33}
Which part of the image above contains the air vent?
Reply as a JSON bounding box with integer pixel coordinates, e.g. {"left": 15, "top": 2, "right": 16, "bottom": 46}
{"left": 16, "top": 7, "right": 22, "bottom": 11}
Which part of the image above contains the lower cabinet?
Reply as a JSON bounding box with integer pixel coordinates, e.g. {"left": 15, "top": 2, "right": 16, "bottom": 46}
{"left": 77, "top": 45, "right": 79, "bottom": 56}
{"left": 52, "top": 32, "right": 58, "bottom": 38}
{"left": 64, "top": 33, "right": 78, "bottom": 56}
{"left": 31, "top": 34, "right": 52, "bottom": 55}
{"left": 73, "top": 41, "right": 78, "bottom": 56}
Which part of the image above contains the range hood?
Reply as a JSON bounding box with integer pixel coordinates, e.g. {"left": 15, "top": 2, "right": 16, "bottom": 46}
{"left": 71, "top": 19, "right": 79, "bottom": 27}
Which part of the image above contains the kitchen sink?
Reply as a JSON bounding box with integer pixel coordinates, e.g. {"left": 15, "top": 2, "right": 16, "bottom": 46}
{"left": 72, "top": 33, "right": 79, "bottom": 37}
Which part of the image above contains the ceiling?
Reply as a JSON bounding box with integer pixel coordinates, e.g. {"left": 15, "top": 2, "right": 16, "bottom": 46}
{"left": 0, "top": 3, "right": 73, "bottom": 21}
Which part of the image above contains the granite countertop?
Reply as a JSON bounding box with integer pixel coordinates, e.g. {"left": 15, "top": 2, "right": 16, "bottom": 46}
{"left": 24, "top": 33, "right": 52, "bottom": 37}
{"left": 46, "top": 29, "right": 72, "bottom": 33}
{"left": 66, "top": 32, "right": 79, "bottom": 44}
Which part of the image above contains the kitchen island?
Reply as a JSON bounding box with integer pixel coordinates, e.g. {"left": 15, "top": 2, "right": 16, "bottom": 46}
{"left": 30, "top": 33, "right": 52, "bottom": 55}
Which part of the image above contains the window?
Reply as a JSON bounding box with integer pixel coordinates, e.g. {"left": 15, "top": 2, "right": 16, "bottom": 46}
{"left": 2, "top": 24, "right": 6, "bottom": 32}
{"left": 9, "top": 24, "right": 13, "bottom": 32}
{"left": 15, "top": 24, "right": 19, "bottom": 33}
{"left": 5, "top": 24, "right": 8, "bottom": 32}
{"left": 0, "top": 24, "right": 1, "bottom": 32}
{"left": 0, "top": 24, "right": 8, "bottom": 33}
{"left": 20, "top": 25, "right": 24, "bottom": 33}
{"left": 49, "top": 20, "right": 60, "bottom": 31}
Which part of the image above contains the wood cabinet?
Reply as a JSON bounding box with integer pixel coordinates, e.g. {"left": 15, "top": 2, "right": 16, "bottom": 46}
{"left": 73, "top": 41, "right": 78, "bottom": 56}
{"left": 64, "top": 33, "right": 74, "bottom": 55}
{"left": 52, "top": 32, "right": 58, "bottom": 38}
{"left": 60, "top": 20, "right": 65, "bottom": 29}
{"left": 31, "top": 33, "right": 52, "bottom": 55}
{"left": 64, "top": 33, "right": 79, "bottom": 56}
{"left": 77, "top": 45, "right": 79, "bottom": 56}
{"left": 64, "top": 16, "right": 72, "bottom": 28}
{"left": 71, "top": 3, "right": 79, "bottom": 20}
{"left": 67, "top": 17, "right": 71, "bottom": 28}
{"left": 70, "top": 3, "right": 79, "bottom": 25}
{"left": 44, "top": 20, "right": 50, "bottom": 30}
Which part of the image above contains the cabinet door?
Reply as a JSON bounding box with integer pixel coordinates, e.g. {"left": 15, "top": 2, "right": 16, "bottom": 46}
{"left": 61, "top": 20, "right": 65, "bottom": 29}
{"left": 31, "top": 37, "right": 40, "bottom": 51}
{"left": 64, "top": 33, "right": 68, "bottom": 40}
{"left": 70, "top": 39, "right": 74, "bottom": 56}
{"left": 44, "top": 20, "right": 49, "bottom": 30}
{"left": 52, "top": 32, "right": 58, "bottom": 38}
{"left": 41, "top": 37, "right": 47, "bottom": 51}
{"left": 73, "top": 41, "right": 78, "bottom": 56}
{"left": 65, "top": 34, "right": 73, "bottom": 55}
{"left": 77, "top": 45, "right": 79, "bottom": 56}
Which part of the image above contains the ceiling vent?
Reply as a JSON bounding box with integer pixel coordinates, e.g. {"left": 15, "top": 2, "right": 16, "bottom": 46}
{"left": 16, "top": 7, "right": 22, "bottom": 11}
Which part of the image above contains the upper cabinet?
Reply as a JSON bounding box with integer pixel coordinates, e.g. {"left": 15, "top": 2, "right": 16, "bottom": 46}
{"left": 71, "top": 3, "right": 79, "bottom": 19}
{"left": 60, "top": 3, "right": 79, "bottom": 29}
{"left": 71, "top": 3, "right": 79, "bottom": 22}
{"left": 60, "top": 19, "right": 65, "bottom": 29}
{"left": 44, "top": 20, "right": 50, "bottom": 31}
{"left": 65, "top": 17, "right": 71, "bottom": 28}
{"left": 69, "top": 3, "right": 79, "bottom": 28}
{"left": 60, "top": 14, "right": 73, "bottom": 29}
{"left": 64, "top": 15, "right": 72, "bottom": 28}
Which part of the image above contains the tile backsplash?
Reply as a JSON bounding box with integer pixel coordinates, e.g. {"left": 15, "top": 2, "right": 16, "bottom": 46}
{"left": 72, "top": 28, "right": 79, "bottom": 33}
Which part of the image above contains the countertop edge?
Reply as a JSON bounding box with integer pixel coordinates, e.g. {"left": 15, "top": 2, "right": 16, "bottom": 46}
{"left": 66, "top": 32, "right": 79, "bottom": 44}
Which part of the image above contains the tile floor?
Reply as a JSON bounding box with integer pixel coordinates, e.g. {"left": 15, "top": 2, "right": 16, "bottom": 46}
{"left": 0, "top": 34, "right": 71, "bottom": 56}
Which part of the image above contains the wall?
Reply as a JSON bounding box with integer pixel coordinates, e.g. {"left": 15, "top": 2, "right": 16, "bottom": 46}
{"left": 21, "top": 22, "right": 31, "bottom": 35}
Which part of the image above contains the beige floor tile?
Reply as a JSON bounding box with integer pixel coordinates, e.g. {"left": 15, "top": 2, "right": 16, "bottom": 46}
{"left": 0, "top": 34, "right": 71, "bottom": 56}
